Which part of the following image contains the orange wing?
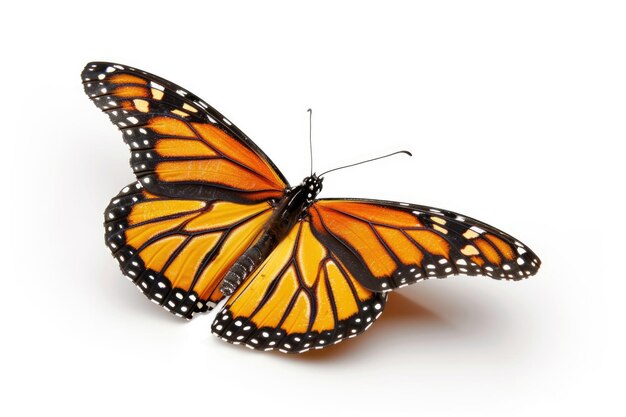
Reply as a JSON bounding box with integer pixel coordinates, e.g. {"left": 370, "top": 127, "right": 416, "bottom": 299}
{"left": 82, "top": 62, "right": 288, "bottom": 203}
{"left": 211, "top": 220, "right": 387, "bottom": 353}
{"left": 308, "top": 199, "right": 541, "bottom": 292}
{"left": 105, "top": 182, "right": 274, "bottom": 318}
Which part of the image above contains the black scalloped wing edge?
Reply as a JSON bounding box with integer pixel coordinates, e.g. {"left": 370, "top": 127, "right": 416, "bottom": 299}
{"left": 211, "top": 292, "right": 387, "bottom": 354}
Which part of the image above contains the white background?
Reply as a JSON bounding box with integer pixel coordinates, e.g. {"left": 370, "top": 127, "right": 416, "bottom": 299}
{"left": 2, "top": 1, "right": 624, "bottom": 416}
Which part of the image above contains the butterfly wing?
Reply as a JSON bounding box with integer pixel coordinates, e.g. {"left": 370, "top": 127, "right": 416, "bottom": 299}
{"left": 211, "top": 219, "right": 387, "bottom": 353}
{"left": 105, "top": 181, "right": 274, "bottom": 318}
{"left": 82, "top": 62, "right": 288, "bottom": 203}
{"left": 83, "top": 62, "right": 292, "bottom": 318}
{"left": 308, "top": 199, "right": 541, "bottom": 292}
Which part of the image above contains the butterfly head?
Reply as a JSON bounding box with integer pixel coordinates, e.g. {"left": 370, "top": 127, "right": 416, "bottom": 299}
{"left": 301, "top": 174, "right": 323, "bottom": 203}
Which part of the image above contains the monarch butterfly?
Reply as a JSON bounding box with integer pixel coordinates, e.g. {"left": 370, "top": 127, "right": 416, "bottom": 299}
{"left": 82, "top": 62, "right": 541, "bottom": 354}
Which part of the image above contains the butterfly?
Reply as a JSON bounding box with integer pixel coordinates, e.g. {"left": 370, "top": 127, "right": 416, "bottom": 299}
{"left": 82, "top": 62, "right": 541, "bottom": 354}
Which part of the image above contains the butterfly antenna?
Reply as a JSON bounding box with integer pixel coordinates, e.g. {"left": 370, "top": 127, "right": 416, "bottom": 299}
{"left": 319, "top": 150, "right": 412, "bottom": 177}
{"left": 308, "top": 108, "right": 313, "bottom": 176}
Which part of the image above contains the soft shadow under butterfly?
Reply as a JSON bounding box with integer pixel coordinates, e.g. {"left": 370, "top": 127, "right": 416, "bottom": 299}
{"left": 82, "top": 62, "right": 541, "bottom": 354}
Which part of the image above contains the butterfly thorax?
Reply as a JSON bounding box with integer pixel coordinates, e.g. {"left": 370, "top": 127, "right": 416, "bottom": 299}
{"left": 219, "top": 175, "right": 323, "bottom": 296}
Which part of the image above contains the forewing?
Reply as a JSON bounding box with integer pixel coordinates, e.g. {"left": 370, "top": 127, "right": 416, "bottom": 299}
{"left": 105, "top": 182, "right": 274, "bottom": 318}
{"left": 309, "top": 199, "right": 541, "bottom": 292}
{"left": 82, "top": 62, "right": 288, "bottom": 203}
{"left": 211, "top": 220, "right": 387, "bottom": 353}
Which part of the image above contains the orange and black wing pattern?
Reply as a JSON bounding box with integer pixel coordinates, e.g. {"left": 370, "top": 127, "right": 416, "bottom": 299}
{"left": 309, "top": 199, "right": 541, "bottom": 292}
{"left": 82, "top": 62, "right": 288, "bottom": 203}
{"left": 211, "top": 220, "right": 387, "bottom": 353}
{"left": 105, "top": 181, "right": 274, "bottom": 318}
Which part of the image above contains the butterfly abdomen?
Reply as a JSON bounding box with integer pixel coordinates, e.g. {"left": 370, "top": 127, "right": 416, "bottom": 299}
{"left": 220, "top": 233, "right": 278, "bottom": 295}
{"left": 220, "top": 177, "right": 323, "bottom": 296}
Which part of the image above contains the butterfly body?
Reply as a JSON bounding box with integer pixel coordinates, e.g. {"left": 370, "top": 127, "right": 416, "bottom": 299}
{"left": 83, "top": 62, "right": 541, "bottom": 353}
{"left": 220, "top": 175, "right": 324, "bottom": 295}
